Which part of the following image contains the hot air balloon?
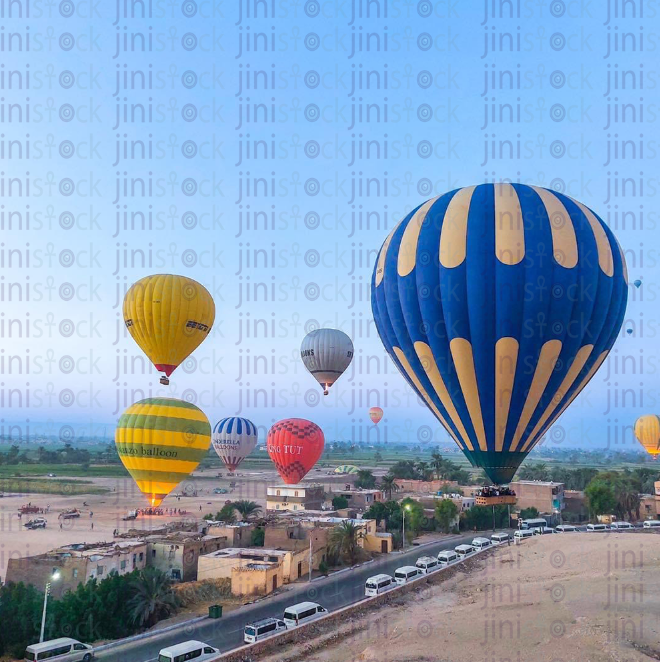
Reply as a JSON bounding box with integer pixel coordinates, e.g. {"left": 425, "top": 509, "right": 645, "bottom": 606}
{"left": 267, "top": 418, "right": 325, "bottom": 484}
{"left": 334, "top": 464, "right": 360, "bottom": 474}
{"left": 115, "top": 397, "right": 212, "bottom": 506}
{"left": 371, "top": 183, "right": 628, "bottom": 484}
{"left": 300, "top": 329, "right": 354, "bottom": 395}
{"left": 212, "top": 416, "right": 258, "bottom": 471}
{"left": 634, "top": 279, "right": 642, "bottom": 288}
{"left": 634, "top": 415, "right": 660, "bottom": 456}
{"left": 369, "top": 407, "right": 384, "bottom": 424}
{"left": 123, "top": 274, "right": 215, "bottom": 385}
{"left": 627, "top": 328, "right": 633, "bottom": 335}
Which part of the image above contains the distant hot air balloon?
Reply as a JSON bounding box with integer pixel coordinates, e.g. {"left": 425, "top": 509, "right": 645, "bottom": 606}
{"left": 123, "top": 274, "right": 215, "bottom": 385}
{"left": 369, "top": 407, "right": 384, "bottom": 424}
{"left": 634, "top": 279, "right": 642, "bottom": 288}
{"left": 634, "top": 415, "right": 660, "bottom": 456}
{"left": 334, "top": 464, "right": 360, "bottom": 474}
{"left": 300, "top": 328, "right": 354, "bottom": 395}
{"left": 212, "top": 416, "right": 258, "bottom": 471}
{"left": 627, "top": 328, "right": 633, "bottom": 335}
{"left": 267, "top": 418, "right": 325, "bottom": 484}
{"left": 371, "top": 184, "right": 628, "bottom": 484}
{"left": 115, "top": 397, "right": 212, "bottom": 506}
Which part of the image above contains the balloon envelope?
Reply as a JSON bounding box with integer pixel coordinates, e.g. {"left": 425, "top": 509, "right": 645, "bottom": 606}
{"left": 300, "top": 328, "right": 354, "bottom": 395}
{"left": 212, "top": 416, "right": 258, "bottom": 471}
{"left": 123, "top": 274, "right": 215, "bottom": 383}
{"left": 369, "top": 407, "right": 384, "bottom": 424}
{"left": 634, "top": 279, "right": 642, "bottom": 288}
{"left": 334, "top": 464, "right": 360, "bottom": 474}
{"left": 371, "top": 184, "right": 628, "bottom": 484}
{"left": 267, "top": 418, "right": 324, "bottom": 484}
{"left": 115, "top": 397, "right": 212, "bottom": 506}
{"left": 634, "top": 415, "right": 660, "bottom": 456}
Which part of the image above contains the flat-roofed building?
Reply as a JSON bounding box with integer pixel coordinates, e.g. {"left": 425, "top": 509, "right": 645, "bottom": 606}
{"left": 509, "top": 480, "right": 565, "bottom": 515}
{"left": 266, "top": 484, "right": 324, "bottom": 512}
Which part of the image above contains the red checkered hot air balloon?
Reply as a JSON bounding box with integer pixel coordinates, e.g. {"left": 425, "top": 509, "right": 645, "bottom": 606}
{"left": 267, "top": 418, "right": 325, "bottom": 484}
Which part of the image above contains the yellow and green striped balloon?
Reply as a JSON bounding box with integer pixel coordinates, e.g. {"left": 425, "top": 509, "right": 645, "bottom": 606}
{"left": 115, "top": 398, "right": 211, "bottom": 506}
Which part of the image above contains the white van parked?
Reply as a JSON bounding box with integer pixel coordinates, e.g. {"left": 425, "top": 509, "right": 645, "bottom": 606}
{"left": 587, "top": 523, "right": 609, "bottom": 531}
{"left": 454, "top": 544, "right": 474, "bottom": 557}
{"left": 25, "top": 638, "right": 94, "bottom": 662}
{"left": 394, "top": 566, "right": 422, "bottom": 584}
{"left": 555, "top": 524, "right": 578, "bottom": 532}
{"left": 521, "top": 518, "right": 547, "bottom": 530}
{"left": 243, "top": 618, "right": 287, "bottom": 644}
{"left": 365, "top": 573, "right": 396, "bottom": 596}
{"left": 514, "top": 529, "right": 534, "bottom": 541}
{"left": 643, "top": 520, "right": 660, "bottom": 529}
{"left": 490, "top": 532, "right": 510, "bottom": 545}
{"left": 610, "top": 521, "right": 634, "bottom": 530}
{"left": 415, "top": 556, "right": 439, "bottom": 574}
{"left": 157, "top": 641, "right": 219, "bottom": 662}
{"left": 471, "top": 537, "right": 492, "bottom": 550}
{"left": 283, "top": 601, "right": 328, "bottom": 628}
{"left": 437, "top": 549, "right": 458, "bottom": 565}
{"left": 532, "top": 526, "right": 555, "bottom": 535}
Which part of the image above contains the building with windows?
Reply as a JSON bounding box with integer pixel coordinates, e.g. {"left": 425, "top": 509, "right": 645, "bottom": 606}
{"left": 266, "top": 484, "right": 324, "bottom": 512}
{"left": 146, "top": 533, "right": 227, "bottom": 582}
{"left": 5, "top": 541, "right": 148, "bottom": 598}
{"left": 509, "top": 481, "right": 565, "bottom": 515}
{"left": 330, "top": 487, "right": 384, "bottom": 510}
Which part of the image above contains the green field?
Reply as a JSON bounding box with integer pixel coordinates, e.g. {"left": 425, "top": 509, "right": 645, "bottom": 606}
{"left": 0, "top": 464, "right": 128, "bottom": 478}
{"left": 0, "top": 477, "right": 109, "bottom": 496}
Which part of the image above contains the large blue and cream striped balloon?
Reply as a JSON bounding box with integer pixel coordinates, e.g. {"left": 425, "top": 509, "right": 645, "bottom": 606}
{"left": 212, "top": 416, "right": 258, "bottom": 471}
{"left": 371, "top": 184, "right": 628, "bottom": 484}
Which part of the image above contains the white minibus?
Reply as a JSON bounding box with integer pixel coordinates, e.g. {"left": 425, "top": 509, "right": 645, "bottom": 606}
{"left": 514, "top": 529, "right": 534, "bottom": 540}
{"left": 365, "top": 573, "right": 396, "bottom": 596}
{"left": 490, "top": 532, "right": 510, "bottom": 545}
{"left": 283, "top": 601, "right": 327, "bottom": 628}
{"left": 587, "top": 523, "right": 609, "bottom": 531}
{"left": 394, "top": 566, "right": 422, "bottom": 584}
{"left": 415, "top": 556, "right": 439, "bottom": 574}
{"left": 437, "top": 550, "right": 458, "bottom": 565}
{"left": 610, "top": 521, "right": 633, "bottom": 530}
{"left": 643, "top": 520, "right": 660, "bottom": 529}
{"left": 243, "top": 618, "right": 287, "bottom": 644}
{"left": 25, "top": 639, "right": 94, "bottom": 662}
{"left": 555, "top": 524, "right": 577, "bottom": 532}
{"left": 454, "top": 544, "right": 474, "bottom": 557}
{"left": 521, "top": 518, "right": 547, "bottom": 530}
{"left": 471, "top": 537, "right": 492, "bottom": 549}
{"left": 157, "top": 641, "right": 219, "bottom": 662}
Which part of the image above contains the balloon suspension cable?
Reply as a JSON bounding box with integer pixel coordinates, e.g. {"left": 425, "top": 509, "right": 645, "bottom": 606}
{"left": 160, "top": 376, "right": 170, "bottom": 385}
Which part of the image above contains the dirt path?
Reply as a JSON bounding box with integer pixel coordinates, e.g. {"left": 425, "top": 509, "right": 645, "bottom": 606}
{"left": 259, "top": 533, "right": 660, "bottom": 662}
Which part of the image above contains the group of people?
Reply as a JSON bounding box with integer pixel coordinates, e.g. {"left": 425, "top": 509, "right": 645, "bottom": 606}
{"left": 477, "top": 486, "right": 516, "bottom": 498}
{"left": 136, "top": 507, "right": 188, "bottom": 516}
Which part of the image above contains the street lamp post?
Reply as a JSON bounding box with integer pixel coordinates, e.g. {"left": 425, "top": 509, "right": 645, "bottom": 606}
{"left": 402, "top": 504, "right": 411, "bottom": 551}
{"left": 40, "top": 571, "right": 61, "bottom": 643}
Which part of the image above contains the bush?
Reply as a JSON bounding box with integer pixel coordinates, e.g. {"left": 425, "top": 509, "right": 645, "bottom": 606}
{"left": 332, "top": 495, "right": 349, "bottom": 509}
{"left": 251, "top": 527, "right": 265, "bottom": 547}
{"left": 318, "top": 560, "right": 328, "bottom": 575}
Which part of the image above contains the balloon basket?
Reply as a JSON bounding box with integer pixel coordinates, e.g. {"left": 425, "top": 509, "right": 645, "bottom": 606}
{"left": 160, "top": 376, "right": 170, "bottom": 385}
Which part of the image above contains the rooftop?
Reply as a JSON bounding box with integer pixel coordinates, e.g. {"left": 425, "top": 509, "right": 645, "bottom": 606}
{"left": 202, "top": 547, "right": 288, "bottom": 559}
{"left": 511, "top": 481, "right": 564, "bottom": 487}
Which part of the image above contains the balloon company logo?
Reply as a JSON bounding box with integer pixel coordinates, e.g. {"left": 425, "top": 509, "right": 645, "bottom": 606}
{"left": 185, "top": 320, "right": 212, "bottom": 333}
{"left": 301, "top": 349, "right": 315, "bottom": 357}
{"left": 116, "top": 444, "right": 179, "bottom": 459}
{"left": 267, "top": 443, "right": 304, "bottom": 455}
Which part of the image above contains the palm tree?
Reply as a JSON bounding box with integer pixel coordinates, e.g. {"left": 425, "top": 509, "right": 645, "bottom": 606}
{"left": 216, "top": 503, "right": 237, "bottom": 523}
{"left": 355, "top": 469, "right": 376, "bottom": 489}
{"left": 328, "top": 520, "right": 365, "bottom": 565}
{"left": 430, "top": 450, "right": 444, "bottom": 479}
{"left": 380, "top": 474, "right": 399, "bottom": 500}
{"left": 127, "top": 568, "right": 179, "bottom": 628}
{"left": 416, "top": 461, "right": 430, "bottom": 481}
{"left": 232, "top": 500, "right": 262, "bottom": 521}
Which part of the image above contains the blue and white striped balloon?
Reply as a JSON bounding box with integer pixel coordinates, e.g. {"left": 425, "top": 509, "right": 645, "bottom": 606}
{"left": 371, "top": 184, "right": 628, "bottom": 484}
{"left": 212, "top": 417, "right": 258, "bottom": 471}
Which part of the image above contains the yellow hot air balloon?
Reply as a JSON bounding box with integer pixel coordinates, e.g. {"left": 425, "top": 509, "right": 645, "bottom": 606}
{"left": 634, "top": 415, "right": 660, "bottom": 456}
{"left": 115, "top": 397, "right": 212, "bottom": 506}
{"left": 123, "top": 274, "right": 215, "bottom": 385}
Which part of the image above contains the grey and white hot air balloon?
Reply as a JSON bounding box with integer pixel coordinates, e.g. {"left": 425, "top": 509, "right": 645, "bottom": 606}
{"left": 300, "top": 328, "right": 354, "bottom": 395}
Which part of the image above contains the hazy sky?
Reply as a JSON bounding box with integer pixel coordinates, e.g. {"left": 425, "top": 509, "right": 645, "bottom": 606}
{"left": 1, "top": 1, "right": 654, "bottom": 453}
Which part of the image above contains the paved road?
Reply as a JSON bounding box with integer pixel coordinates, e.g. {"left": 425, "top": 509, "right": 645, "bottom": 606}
{"left": 97, "top": 532, "right": 482, "bottom": 662}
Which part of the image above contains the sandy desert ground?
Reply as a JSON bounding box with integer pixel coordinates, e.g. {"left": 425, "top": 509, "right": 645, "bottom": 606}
{"left": 260, "top": 533, "right": 660, "bottom": 662}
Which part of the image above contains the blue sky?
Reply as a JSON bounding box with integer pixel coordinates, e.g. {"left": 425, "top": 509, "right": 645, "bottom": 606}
{"left": 1, "top": 0, "right": 655, "bottom": 452}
